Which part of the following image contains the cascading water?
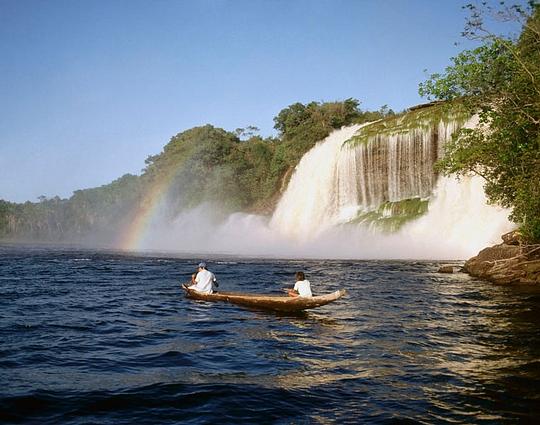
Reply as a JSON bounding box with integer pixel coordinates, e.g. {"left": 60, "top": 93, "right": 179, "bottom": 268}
{"left": 271, "top": 118, "right": 461, "bottom": 238}
{"left": 269, "top": 114, "right": 513, "bottom": 255}
{"left": 343, "top": 119, "right": 462, "bottom": 208}
{"left": 268, "top": 124, "right": 365, "bottom": 239}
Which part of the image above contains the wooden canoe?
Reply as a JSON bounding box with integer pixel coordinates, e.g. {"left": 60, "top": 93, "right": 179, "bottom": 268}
{"left": 182, "top": 284, "right": 346, "bottom": 312}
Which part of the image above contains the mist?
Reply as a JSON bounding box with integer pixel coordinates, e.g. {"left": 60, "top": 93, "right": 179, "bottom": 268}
{"left": 134, "top": 120, "right": 514, "bottom": 261}
{"left": 135, "top": 177, "right": 513, "bottom": 261}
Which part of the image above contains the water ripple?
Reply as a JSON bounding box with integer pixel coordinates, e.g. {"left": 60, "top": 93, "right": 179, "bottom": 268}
{"left": 1, "top": 245, "right": 539, "bottom": 424}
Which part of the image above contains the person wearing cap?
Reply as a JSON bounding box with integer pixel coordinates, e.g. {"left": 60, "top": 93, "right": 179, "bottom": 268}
{"left": 189, "top": 262, "right": 218, "bottom": 294}
{"left": 287, "top": 271, "right": 312, "bottom": 298}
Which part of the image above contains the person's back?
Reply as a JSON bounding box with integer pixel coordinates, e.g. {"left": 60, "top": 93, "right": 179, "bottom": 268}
{"left": 294, "top": 279, "right": 312, "bottom": 297}
{"left": 191, "top": 262, "right": 217, "bottom": 294}
{"left": 289, "top": 271, "right": 312, "bottom": 298}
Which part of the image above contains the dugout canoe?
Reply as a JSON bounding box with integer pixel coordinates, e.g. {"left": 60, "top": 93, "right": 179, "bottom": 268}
{"left": 181, "top": 284, "right": 346, "bottom": 312}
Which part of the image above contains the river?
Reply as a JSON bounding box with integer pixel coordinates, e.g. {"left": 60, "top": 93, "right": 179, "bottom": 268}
{"left": 1, "top": 244, "right": 539, "bottom": 423}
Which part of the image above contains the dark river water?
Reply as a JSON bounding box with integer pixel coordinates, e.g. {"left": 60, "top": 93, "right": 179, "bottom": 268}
{"left": 1, "top": 244, "right": 539, "bottom": 424}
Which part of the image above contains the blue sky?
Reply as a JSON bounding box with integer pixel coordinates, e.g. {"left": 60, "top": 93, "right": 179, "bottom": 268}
{"left": 0, "top": 0, "right": 522, "bottom": 202}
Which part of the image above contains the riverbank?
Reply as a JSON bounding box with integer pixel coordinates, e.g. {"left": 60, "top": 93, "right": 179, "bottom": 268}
{"left": 464, "top": 231, "right": 540, "bottom": 284}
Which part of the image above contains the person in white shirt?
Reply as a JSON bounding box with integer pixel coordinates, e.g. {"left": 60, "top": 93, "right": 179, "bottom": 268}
{"left": 189, "top": 262, "right": 218, "bottom": 294}
{"left": 287, "top": 271, "right": 312, "bottom": 298}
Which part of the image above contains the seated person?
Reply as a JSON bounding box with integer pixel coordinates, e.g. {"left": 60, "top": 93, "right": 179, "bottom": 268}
{"left": 188, "top": 262, "right": 218, "bottom": 294}
{"left": 287, "top": 271, "right": 312, "bottom": 298}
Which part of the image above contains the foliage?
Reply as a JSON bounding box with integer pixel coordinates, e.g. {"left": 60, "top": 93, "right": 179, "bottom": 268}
{"left": 348, "top": 101, "right": 469, "bottom": 146}
{"left": 269, "top": 99, "right": 362, "bottom": 184}
{"left": 419, "top": 2, "right": 540, "bottom": 241}
{"left": 273, "top": 98, "right": 361, "bottom": 137}
{"left": 144, "top": 125, "right": 241, "bottom": 210}
{"left": 349, "top": 198, "right": 429, "bottom": 232}
{"left": 0, "top": 173, "right": 142, "bottom": 242}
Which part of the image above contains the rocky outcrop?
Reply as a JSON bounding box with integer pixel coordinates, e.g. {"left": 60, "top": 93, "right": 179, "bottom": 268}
{"left": 464, "top": 231, "right": 540, "bottom": 284}
{"left": 501, "top": 230, "right": 522, "bottom": 245}
{"left": 438, "top": 265, "right": 455, "bottom": 273}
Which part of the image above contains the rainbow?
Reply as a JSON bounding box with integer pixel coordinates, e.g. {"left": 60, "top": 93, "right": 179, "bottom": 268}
{"left": 118, "top": 171, "right": 179, "bottom": 251}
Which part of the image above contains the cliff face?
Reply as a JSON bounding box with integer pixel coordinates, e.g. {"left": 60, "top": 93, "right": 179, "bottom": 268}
{"left": 464, "top": 231, "right": 540, "bottom": 284}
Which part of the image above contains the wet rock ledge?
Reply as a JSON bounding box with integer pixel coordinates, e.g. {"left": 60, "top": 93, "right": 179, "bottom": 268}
{"left": 464, "top": 231, "right": 540, "bottom": 284}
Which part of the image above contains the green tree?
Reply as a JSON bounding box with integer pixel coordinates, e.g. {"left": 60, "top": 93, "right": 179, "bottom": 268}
{"left": 419, "top": 2, "right": 540, "bottom": 241}
{"left": 269, "top": 99, "right": 363, "bottom": 194}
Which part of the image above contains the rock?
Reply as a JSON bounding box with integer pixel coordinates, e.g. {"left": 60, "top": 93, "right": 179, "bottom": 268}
{"left": 469, "top": 244, "right": 521, "bottom": 263}
{"left": 464, "top": 243, "right": 522, "bottom": 284}
{"left": 438, "top": 265, "right": 454, "bottom": 273}
{"left": 464, "top": 238, "right": 540, "bottom": 285}
{"left": 501, "top": 230, "right": 522, "bottom": 245}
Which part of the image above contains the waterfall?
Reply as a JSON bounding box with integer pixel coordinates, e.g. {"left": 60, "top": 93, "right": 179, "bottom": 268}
{"left": 270, "top": 115, "right": 513, "bottom": 249}
{"left": 269, "top": 124, "right": 364, "bottom": 239}
{"left": 143, "top": 109, "right": 512, "bottom": 259}
{"left": 334, "top": 127, "right": 438, "bottom": 212}
{"left": 271, "top": 119, "right": 458, "bottom": 238}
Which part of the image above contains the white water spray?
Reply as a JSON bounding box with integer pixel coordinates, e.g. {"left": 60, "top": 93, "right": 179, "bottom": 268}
{"left": 269, "top": 124, "right": 365, "bottom": 240}
{"left": 402, "top": 175, "right": 514, "bottom": 258}
{"left": 141, "top": 119, "right": 513, "bottom": 259}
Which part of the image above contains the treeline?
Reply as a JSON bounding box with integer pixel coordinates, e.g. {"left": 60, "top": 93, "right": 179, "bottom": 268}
{"left": 0, "top": 99, "right": 392, "bottom": 243}
{"left": 0, "top": 174, "right": 142, "bottom": 243}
